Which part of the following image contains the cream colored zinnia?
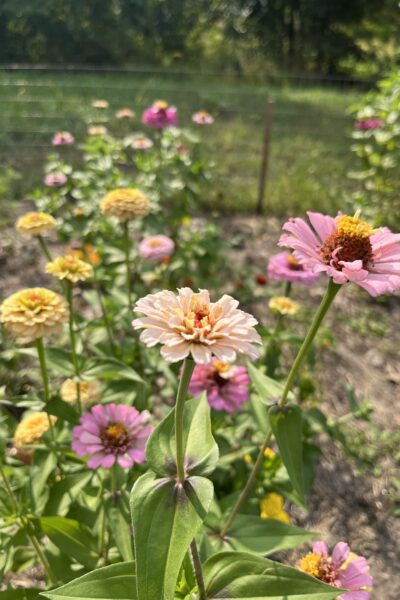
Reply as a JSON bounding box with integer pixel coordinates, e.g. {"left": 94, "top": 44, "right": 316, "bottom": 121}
{"left": 0, "top": 288, "right": 69, "bottom": 344}
{"left": 46, "top": 254, "right": 93, "bottom": 283}
{"left": 100, "top": 188, "right": 151, "bottom": 221}
{"left": 268, "top": 296, "right": 300, "bottom": 316}
{"left": 16, "top": 212, "right": 57, "bottom": 236}
{"left": 14, "top": 412, "right": 57, "bottom": 448}
{"left": 60, "top": 379, "right": 102, "bottom": 408}
{"left": 133, "top": 288, "right": 262, "bottom": 364}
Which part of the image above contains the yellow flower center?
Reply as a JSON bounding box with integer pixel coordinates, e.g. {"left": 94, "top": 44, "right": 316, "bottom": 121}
{"left": 101, "top": 422, "right": 129, "bottom": 449}
{"left": 154, "top": 101, "right": 168, "bottom": 111}
{"left": 298, "top": 553, "right": 323, "bottom": 578}
{"left": 287, "top": 254, "right": 302, "bottom": 270}
{"left": 23, "top": 292, "right": 46, "bottom": 308}
{"left": 336, "top": 215, "right": 374, "bottom": 239}
{"left": 213, "top": 360, "right": 230, "bottom": 373}
{"left": 320, "top": 212, "right": 375, "bottom": 269}
{"left": 148, "top": 239, "right": 162, "bottom": 247}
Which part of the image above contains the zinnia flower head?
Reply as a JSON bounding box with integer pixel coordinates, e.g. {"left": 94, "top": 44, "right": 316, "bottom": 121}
{"left": 138, "top": 235, "right": 175, "bottom": 261}
{"left": 16, "top": 212, "right": 57, "bottom": 237}
{"left": 72, "top": 403, "right": 153, "bottom": 469}
{"left": 260, "top": 492, "right": 291, "bottom": 523}
{"left": 46, "top": 254, "right": 93, "bottom": 283}
{"left": 269, "top": 296, "right": 300, "bottom": 316}
{"left": 67, "top": 244, "right": 101, "bottom": 266}
{"left": 268, "top": 251, "right": 320, "bottom": 285}
{"left": 0, "top": 288, "right": 68, "bottom": 344}
{"left": 60, "top": 379, "right": 102, "bottom": 408}
{"left": 100, "top": 188, "right": 151, "bottom": 221}
{"left": 142, "top": 100, "right": 178, "bottom": 129}
{"left": 189, "top": 359, "right": 250, "bottom": 413}
{"left": 355, "top": 118, "right": 384, "bottom": 130}
{"left": 279, "top": 210, "right": 400, "bottom": 297}
{"left": 14, "top": 412, "right": 57, "bottom": 448}
{"left": 116, "top": 108, "right": 135, "bottom": 119}
{"left": 88, "top": 125, "right": 107, "bottom": 136}
{"left": 92, "top": 99, "right": 109, "bottom": 109}
{"left": 130, "top": 135, "right": 154, "bottom": 150}
{"left": 44, "top": 172, "right": 67, "bottom": 187}
{"left": 133, "top": 288, "right": 261, "bottom": 364}
{"left": 298, "top": 540, "right": 373, "bottom": 600}
{"left": 192, "top": 110, "right": 214, "bottom": 125}
{"left": 52, "top": 131, "right": 75, "bottom": 145}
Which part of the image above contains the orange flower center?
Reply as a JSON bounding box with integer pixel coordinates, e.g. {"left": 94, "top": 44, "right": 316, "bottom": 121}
{"left": 148, "top": 239, "right": 162, "bottom": 247}
{"left": 298, "top": 552, "right": 339, "bottom": 586}
{"left": 287, "top": 254, "right": 303, "bottom": 270}
{"left": 154, "top": 101, "right": 168, "bottom": 111}
{"left": 319, "top": 214, "right": 374, "bottom": 269}
{"left": 100, "top": 422, "right": 129, "bottom": 449}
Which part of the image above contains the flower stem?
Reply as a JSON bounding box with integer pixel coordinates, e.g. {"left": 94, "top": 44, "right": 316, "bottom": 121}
{"left": 35, "top": 338, "right": 56, "bottom": 442}
{"left": 284, "top": 281, "right": 292, "bottom": 297}
{"left": 37, "top": 235, "right": 53, "bottom": 261}
{"left": 190, "top": 539, "right": 206, "bottom": 600}
{"left": 122, "top": 221, "right": 132, "bottom": 307}
{"left": 66, "top": 282, "right": 82, "bottom": 414}
{"left": 92, "top": 267, "right": 117, "bottom": 357}
{"left": 220, "top": 279, "right": 341, "bottom": 537}
{"left": 175, "top": 358, "right": 195, "bottom": 482}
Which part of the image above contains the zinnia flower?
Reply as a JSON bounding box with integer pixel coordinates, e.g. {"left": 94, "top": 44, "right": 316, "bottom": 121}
{"left": 260, "top": 492, "right": 291, "bottom": 523}
{"left": 52, "top": 131, "right": 75, "bottom": 145}
{"left": 355, "top": 118, "right": 384, "bottom": 130}
{"left": 132, "top": 288, "right": 261, "bottom": 364}
{"left": 88, "top": 125, "right": 107, "bottom": 136}
{"left": 16, "top": 212, "right": 57, "bottom": 236}
{"left": 116, "top": 108, "right": 135, "bottom": 119}
{"left": 0, "top": 288, "right": 68, "bottom": 344}
{"left": 71, "top": 403, "right": 153, "bottom": 469}
{"left": 142, "top": 100, "right": 177, "bottom": 129}
{"left": 298, "top": 540, "right": 373, "bottom": 600}
{"left": 100, "top": 188, "right": 151, "bottom": 221}
{"left": 192, "top": 110, "right": 214, "bottom": 125}
{"left": 130, "top": 135, "right": 154, "bottom": 150}
{"left": 268, "top": 251, "right": 320, "bottom": 285}
{"left": 14, "top": 412, "right": 57, "bottom": 448}
{"left": 278, "top": 211, "right": 400, "bottom": 297}
{"left": 268, "top": 296, "right": 299, "bottom": 316}
{"left": 44, "top": 172, "right": 67, "bottom": 187}
{"left": 138, "top": 235, "right": 175, "bottom": 261}
{"left": 60, "top": 379, "right": 102, "bottom": 408}
{"left": 92, "top": 100, "right": 109, "bottom": 109}
{"left": 46, "top": 254, "right": 93, "bottom": 283}
{"left": 67, "top": 244, "right": 101, "bottom": 266}
{"left": 188, "top": 359, "right": 250, "bottom": 412}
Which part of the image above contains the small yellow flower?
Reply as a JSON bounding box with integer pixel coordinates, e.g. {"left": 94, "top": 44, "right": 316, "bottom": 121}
{"left": 60, "top": 379, "right": 102, "bottom": 408}
{"left": 260, "top": 492, "right": 291, "bottom": 523}
{"left": 16, "top": 212, "right": 57, "bottom": 236}
{"left": 0, "top": 288, "right": 69, "bottom": 344}
{"left": 68, "top": 244, "right": 101, "bottom": 266}
{"left": 264, "top": 447, "right": 276, "bottom": 459}
{"left": 92, "top": 99, "right": 109, "bottom": 109}
{"left": 244, "top": 454, "right": 252, "bottom": 464}
{"left": 268, "top": 296, "right": 299, "bottom": 316}
{"left": 14, "top": 412, "right": 57, "bottom": 448}
{"left": 46, "top": 255, "right": 93, "bottom": 283}
{"left": 88, "top": 125, "right": 107, "bottom": 135}
{"left": 100, "top": 188, "right": 151, "bottom": 221}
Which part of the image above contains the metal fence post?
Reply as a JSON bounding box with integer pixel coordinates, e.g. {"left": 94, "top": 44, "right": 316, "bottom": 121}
{"left": 256, "top": 99, "right": 273, "bottom": 215}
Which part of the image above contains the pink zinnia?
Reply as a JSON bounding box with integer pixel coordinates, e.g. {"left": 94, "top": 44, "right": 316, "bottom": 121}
{"left": 189, "top": 359, "right": 250, "bottom": 413}
{"left": 138, "top": 235, "right": 175, "bottom": 261}
{"left": 278, "top": 211, "right": 400, "bottom": 297}
{"left": 355, "top": 118, "right": 384, "bottom": 130}
{"left": 52, "top": 131, "right": 75, "bottom": 145}
{"left": 268, "top": 251, "right": 320, "bottom": 285}
{"left": 71, "top": 403, "right": 153, "bottom": 469}
{"left": 44, "top": 172, "right": 68, "bottom": 187}
{"left": 133, "top": 288, "right": 261, "bottom": 364}
{"left": 192, "top": 110, "right": 214, "bottom": 125}
{"left": 298, "top": 540, "right": 373, "bottom": 600}
{"left": 142, "top": 101, "right": 177, "bottom": 129}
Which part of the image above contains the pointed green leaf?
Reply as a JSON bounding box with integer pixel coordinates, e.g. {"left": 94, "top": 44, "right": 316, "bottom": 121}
{"left": 146, "top": 394, "right": 219, "bottom": 477}
{"left": 269, "top": 404, "right": 305, "bottom": 505}
{"left": 247, "top": 362, "right": 294, "bottom": 405}
{"left": 39, "top": 517, "right": 98, "bottom": 569}
{"left": 39, "top": 561, "right": 135, "bottom": 599}
{"left": 130, "top": 471, "right": 213, "bottom": 600}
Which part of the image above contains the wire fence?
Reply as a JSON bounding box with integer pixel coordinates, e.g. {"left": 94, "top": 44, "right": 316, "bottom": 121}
{"left": 0, "top": 65, "right": 369, "bottom": 213}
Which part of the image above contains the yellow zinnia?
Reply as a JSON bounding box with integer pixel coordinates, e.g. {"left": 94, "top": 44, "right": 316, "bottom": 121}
{"left": 268, "top": 296, "right": 300, "bottom": 316}
{"left": 14, "top": 412, "right": 57, "bottom": 448}
{"left": 46, "top": 255, "right": 93, "bottom": 283}
{"left": 16, "top": 212, "right": 57, "bottom": 236}
{"left": 100, "top": 188, "right": 151, "bottom": 221}
{"left": 60, "top": 379, "right": 102, "bottom": 408}
{"left": 260, "top": 492, "right": 291, "bottom": 523}
{"left": 0, "top": 288, "right": 68, "bottom": 344}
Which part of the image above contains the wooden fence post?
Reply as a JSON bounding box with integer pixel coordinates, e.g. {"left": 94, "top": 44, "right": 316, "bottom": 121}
{"left": 256, "top": 100, "right": 273, "bottom": 215}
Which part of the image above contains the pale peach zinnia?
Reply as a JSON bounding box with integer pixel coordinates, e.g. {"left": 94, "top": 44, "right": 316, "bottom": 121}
{"left": 133, "top": 288, "right": 261, "bottom": 364}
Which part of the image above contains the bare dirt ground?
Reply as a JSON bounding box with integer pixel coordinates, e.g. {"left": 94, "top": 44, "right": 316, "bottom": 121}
{"left": 1, "top": 210, "right": 399, "bottom": 598}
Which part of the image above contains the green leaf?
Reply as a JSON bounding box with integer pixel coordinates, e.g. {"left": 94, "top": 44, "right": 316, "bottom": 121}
{"left": 44, "top": 472, "right": 93, "bottom": 516}
{"left": 40, "top": 561, "right": 135, "bottom": 599}
{"left": 221, "top": 515, "right": 316, "bottom": 555}
{"left": 247, "top": 363, "right": 294, "bottom": 405}
{"left": 105, "top": 495, "right": 134, "bottom": 562}
{"left": 31, "top": 451, "right": 58, "bottom": 513}
{"left": 40, "top": 516, "right": 98, "bottom": 569}
{"left": 45, "top": 348, "right": 76, "bottom": 376}
{"left": 83, "top": 358, "right": 144, "bottom": 383}
{"left": 146, "top": 394, "right": 219, "bottom": 477}
{"left": 130, "top": 471, "right": 213, "bottom": 600}
{"left": 268, "top": 404, "right": 305, "bottom": 505}
{"left": 46, "top": 398, "right": 79, "bottom": 424}
{"left": 204, "top": 551, "right": 344, "bottom": 599}
{"left": 0, "top": 591, "right": 43, "bottom": 600}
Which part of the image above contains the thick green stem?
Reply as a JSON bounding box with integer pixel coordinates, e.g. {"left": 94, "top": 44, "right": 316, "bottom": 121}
{"left": 220, "top": 280, "right": 341, "bottom": 537}
{"left": 37, "top": 235, "right": 53, "bottom": 261}
{"left": 175, "top": 358, "right": 195, "bottom": 482}
{"left": 66, "top": 282, "right": 82, "bottom": 414}
{"left": 283, "top": 281, "right": 292, "bottom": 297}
{"left": 190, "top": 539, "right": 206, "bottom": 600}
{"left": 92, "top": 267, "right": 117, "bottom": 356}
{"left": 35, "top": 338, "right": 56, "bottom": 444}
{"left": 123, "top": 221, "right": 132, "bottom": 307}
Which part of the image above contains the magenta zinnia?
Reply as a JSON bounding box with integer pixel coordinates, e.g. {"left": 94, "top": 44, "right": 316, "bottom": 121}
{"left": 298, "top": 540, "right": 372, "bottom": 600}
{"left": 189, "top": 359, "right": 250, "bottom": 413}
{"left": 71, "top": 404, "right": 153, "bottom": 469}
{"left": 268, "top": 251, "right": 320, "bottom": 285}
{"left": 142, "top": 100, "right": 177, "bottom": 129}
{"left": 132, "top": 288, "right": 261, "bottom": 364}
{"left": 278, "top": 211, "right": 400, "bottom": 296}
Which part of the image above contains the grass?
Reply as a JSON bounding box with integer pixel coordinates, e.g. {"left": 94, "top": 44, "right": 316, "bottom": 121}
{"left": 0, "top": 69, "right": 363, "bottom": 216}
